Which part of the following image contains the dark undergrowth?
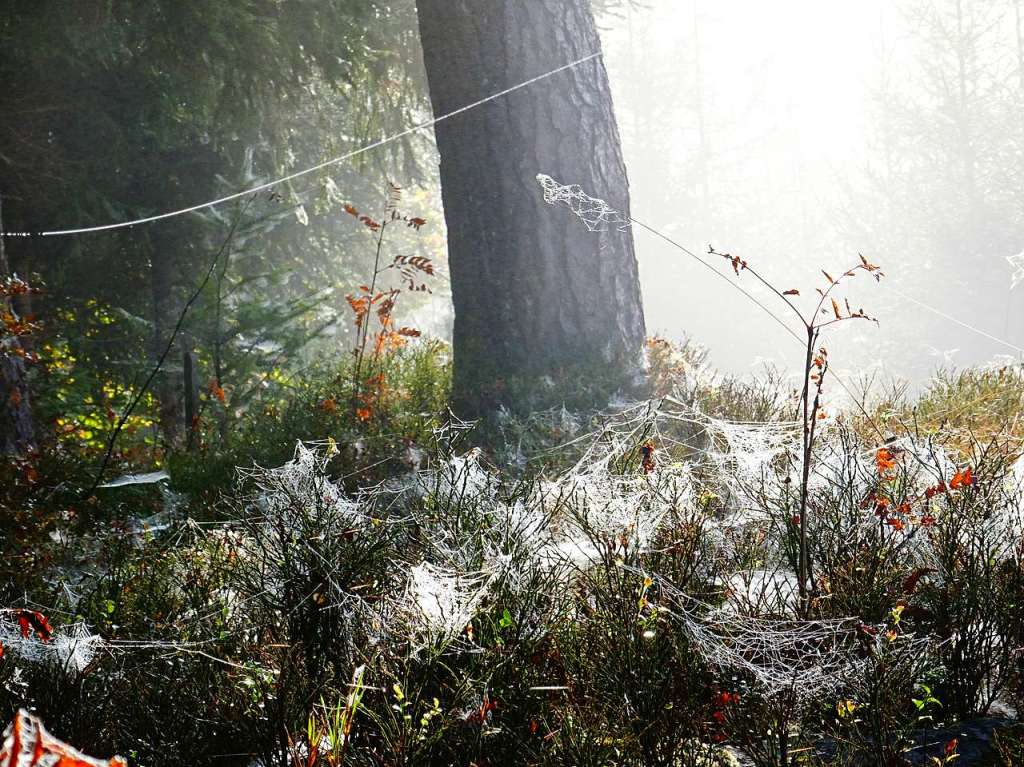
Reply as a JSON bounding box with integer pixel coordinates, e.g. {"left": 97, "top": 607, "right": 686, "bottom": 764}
{"left": 2, "top": 338, "right": 1024, "bottom": 767}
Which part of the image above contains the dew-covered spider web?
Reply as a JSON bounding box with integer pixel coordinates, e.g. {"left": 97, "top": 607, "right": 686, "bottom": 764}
{"left": 649, "top": 573, "right": 872, "bottom": 698}
{"left": 1008, "top": 250, "right": 1024, "bottom": 290}
{"left": 11, "top": 396, "right": 982, "bottom": 702}
{"left": 0, "top": 613, "right": 103, "bottom": 677}
{"left": 705, "top": 416, "right": 801, "bottom": 519}
{"left": 390, "top": 561, "right": 493, "bottom": 648}
{"left": 706, "top": 417, "right": 800, "bottom": 483}
{"left": 536, "top": 173, "right": 630, "bottom": 232}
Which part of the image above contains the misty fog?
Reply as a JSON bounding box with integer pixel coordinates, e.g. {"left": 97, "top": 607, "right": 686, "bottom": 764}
{"left": 598, "top": 0, "right": 1023, "bottom": 389}
{"left": 6, "top": 4, "right": 1024, "bottom": 763}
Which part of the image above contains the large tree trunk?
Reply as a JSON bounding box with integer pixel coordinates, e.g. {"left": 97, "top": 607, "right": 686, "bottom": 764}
{"left": 0, "top": 194, "right": 35, "bottom": 455}
{"left": 416, "top": 0, "right": 645, "bottom": 418}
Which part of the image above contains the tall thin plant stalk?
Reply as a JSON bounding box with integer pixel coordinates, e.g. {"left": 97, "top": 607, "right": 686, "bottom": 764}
{"left": 709, "top": 246, "right": 884, "bottom": 613}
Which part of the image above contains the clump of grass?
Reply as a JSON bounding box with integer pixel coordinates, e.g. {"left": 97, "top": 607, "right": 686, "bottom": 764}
{"left": 908, "top": 364, "right": 1024, "bottom": 445}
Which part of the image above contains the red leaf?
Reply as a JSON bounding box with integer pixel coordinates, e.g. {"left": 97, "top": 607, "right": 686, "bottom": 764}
{"left": 12, "top": 610, "right": 52, "bottom": 643}
{"left": 640, "top": 440, "right": 656, "bottom": 474}
{"left": 902, "top": 568, "right": 934, "bottom": 595}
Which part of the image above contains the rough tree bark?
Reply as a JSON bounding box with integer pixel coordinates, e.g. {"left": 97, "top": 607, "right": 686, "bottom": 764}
{"left": 416, "top": 0, "right": 646, "bottom": 418}
{"left": 0, "top": 194, "right": 35, "bottom": 455}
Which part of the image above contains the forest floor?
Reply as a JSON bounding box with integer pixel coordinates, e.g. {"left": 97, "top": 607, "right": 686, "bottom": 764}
{"left": 2, "top": 341, "right": 1024, "bottom": 767}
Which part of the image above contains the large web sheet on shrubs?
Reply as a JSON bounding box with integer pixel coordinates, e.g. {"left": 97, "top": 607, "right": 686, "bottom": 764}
{"left": 651, "top": 574, "right": 866, "bottom": 696}
{"left": 14, "top": 395, "right": 1012, "bottom": 702}
{"left": 0, "top": 614, "right": 103, "bottom": 676}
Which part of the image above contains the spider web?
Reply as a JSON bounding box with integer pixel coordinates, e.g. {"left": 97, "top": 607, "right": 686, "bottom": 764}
{"left": 536, "top": 173, "right": 630, "bottom": 232}
{"left": 706, "top": 416, "right": 800, "bottom": 518}
{"left": 390, "top": 561, "right": 492, "bottom": 648}
{"left": 651, "top": 574, "right": 869, "bottom": 697}
{"left": 1008, "top": 250, "right": 1024, "bottom": 290}
{"left": 0, "top": 615, "right": 103, "bottom": 677}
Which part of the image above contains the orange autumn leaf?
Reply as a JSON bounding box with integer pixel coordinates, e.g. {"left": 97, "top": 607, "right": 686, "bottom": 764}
{"left": 859, "top": 253, "right": 881, "bottom": 271}
{"left": 345, "top": 295, "right": 369, "bottom": 315}
{"left": 208, "top": 380, "right": 226, "bottom": 404}
{"left": 950, "top": 467, "right": 974, "bottom": 490}
{"left": 0, "top": 709, "right": 127, "bottom": 767}
{"left": 319, "top": 398, "right": 338, "bottom": 415}
{"left": 359, "top": 215, "right": 381, "bottom": 232}
{"left": 343, "top": 203, "right": 359, "bottom": 217}
{"left": 872, "top": 496, "right": 891, "bottom": 518}
{"left": 355, "top": 407, "right": 372, "bottom": 422}
{"left": 373, "top": 330, "right": 407, "bottom": 354}
{"left": 876, "top": 448, "right": 897, "bottom": 478}
{"left": 831, "top": 298, "right": 841, "bottom": 320}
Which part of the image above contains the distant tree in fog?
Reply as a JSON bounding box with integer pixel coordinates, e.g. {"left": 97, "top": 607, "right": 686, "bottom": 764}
{"left": 841, "top": 0, "right": 1024, "bottom": 364}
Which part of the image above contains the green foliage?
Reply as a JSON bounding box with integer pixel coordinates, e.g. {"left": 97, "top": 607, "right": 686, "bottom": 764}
{"left": 0, "top": 0, "right": 439, "bottom": 470}
{"left": 168, "top": 339, "right": 451, "bottom": 503}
